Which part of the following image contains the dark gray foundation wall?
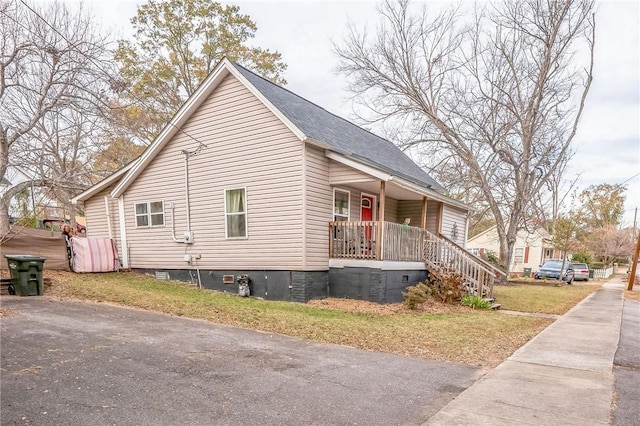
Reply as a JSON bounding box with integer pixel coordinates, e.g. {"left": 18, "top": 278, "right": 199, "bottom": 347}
{"left": 132, "top": 269, "right": 328, "bottom": 303}
{"left": 133, "top": 267, "right": 426, "bottom": 304}
{"left": 328, "top": 267, "right": 428, "bottom": 303}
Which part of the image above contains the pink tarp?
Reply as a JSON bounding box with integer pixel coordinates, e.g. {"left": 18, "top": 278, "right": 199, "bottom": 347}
{"left": 70, "top": 237, "right": 119, "bottom": 273}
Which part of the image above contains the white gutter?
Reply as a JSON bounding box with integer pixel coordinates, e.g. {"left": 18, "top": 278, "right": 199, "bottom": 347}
{"left": 117, "top": 195, "right": 129, "bottom": 268}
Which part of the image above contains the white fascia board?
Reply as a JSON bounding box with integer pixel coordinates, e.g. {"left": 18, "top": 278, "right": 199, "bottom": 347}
{"left": 226, "top": 65, "right": 306, "bottom": 141}
{"left": 71, "top": 161, "right": 137, "bottom": 204}
{"left": 390, "top": 176, "right": 474, "bottom": 212}
{"left": 111, "top": 60, "right": 234, "bottom": 198}
{"left": 325, "top": 151, "right": 393, "bottom": 182}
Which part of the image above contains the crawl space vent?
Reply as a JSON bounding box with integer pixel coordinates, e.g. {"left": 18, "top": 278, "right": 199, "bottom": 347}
{"left": 155, "top": 271, "right": 171, "bottom": 280}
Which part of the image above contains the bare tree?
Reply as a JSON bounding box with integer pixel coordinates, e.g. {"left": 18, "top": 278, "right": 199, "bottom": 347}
{"left": 588, "top": 226, "right": 635, "bottom": 266}
{"left": 0, "top": 0, "right": 113, "bottom": 235}
{"left": 335, "top": 0, "right": 595, "bottom": 273}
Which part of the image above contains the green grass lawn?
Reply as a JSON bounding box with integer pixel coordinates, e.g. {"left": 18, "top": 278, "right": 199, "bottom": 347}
{"left": 493, "top": 282, "right": 600, "bottom": 314}
{"left": 40, "top": 271, "right": 598, "bottom": 368}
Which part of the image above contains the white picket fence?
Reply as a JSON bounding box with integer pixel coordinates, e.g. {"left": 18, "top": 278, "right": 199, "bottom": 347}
{"left": 591, "top": 267, "right": 614, "bottom": 279}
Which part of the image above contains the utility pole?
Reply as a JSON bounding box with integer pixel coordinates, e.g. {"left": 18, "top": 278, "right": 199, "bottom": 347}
{"left": 628, "top": 234, "right": 640, "bottom": 291}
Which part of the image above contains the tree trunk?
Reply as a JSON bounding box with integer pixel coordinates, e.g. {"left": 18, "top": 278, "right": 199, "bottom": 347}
{"left": 0, "top": 180, "right": 50, "bottom": 236}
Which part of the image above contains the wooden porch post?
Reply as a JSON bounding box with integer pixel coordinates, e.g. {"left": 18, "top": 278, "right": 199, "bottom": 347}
{"left": 435, "top": 203, "right": 442, "bottom": 237}
{"left": 421, "top": 196, "right": 428, "bottom": 229}
{"left": 377, "top": 181, "right": 386, "bottom": 260}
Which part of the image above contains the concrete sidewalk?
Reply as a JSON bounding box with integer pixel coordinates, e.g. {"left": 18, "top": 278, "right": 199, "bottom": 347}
{"left": 426, "top": 276, "right": 626, "bottom": 425}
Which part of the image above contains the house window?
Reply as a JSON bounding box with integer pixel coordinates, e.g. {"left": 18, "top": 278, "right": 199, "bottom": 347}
{"left": 333, "top": 189, "right": 350, "bottom": 221}
{"left": 514, "top": 247, "right": 524, "bottom": 264}
{"left": 225, "top": 188, "right": 247, "bottom": 238}
{"left": 135, "top": 201, "right": 164, "bottom": 227}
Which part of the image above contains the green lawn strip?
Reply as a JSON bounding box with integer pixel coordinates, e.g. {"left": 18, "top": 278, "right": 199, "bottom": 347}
{"left": 493, "top": 283, "right": 599, "bottom": 315}
{"left": 49, "top": 272, "right": 552, "bottom": 367}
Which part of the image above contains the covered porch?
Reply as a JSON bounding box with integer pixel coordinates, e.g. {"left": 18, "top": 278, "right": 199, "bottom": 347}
{"left": 326, "top": 152, "right": 500, "bottom": 297}
{"left": 329, "top": 220, "right": 500, "bottom": 298}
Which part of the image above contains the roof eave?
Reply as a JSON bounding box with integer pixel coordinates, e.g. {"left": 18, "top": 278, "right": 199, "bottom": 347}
{"left": 71, "top": 161, "right": 137, "bottom": 204}
{"left": 326, "top": 151, "right": 472, "bottom": 212}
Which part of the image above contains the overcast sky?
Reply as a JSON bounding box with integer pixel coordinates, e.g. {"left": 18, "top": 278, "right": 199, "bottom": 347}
{"left": 79, "top": 0, "right": 640, "bottom": 226}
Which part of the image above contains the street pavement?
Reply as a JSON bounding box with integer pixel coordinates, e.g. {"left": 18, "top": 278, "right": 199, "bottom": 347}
{"left": 2, "top": 276, "right": 636, "bottom": 425}
{"left": 426, "top": 276, "right": 632, "bottom": 425}
{"left": 1, "top": 296, "right": 481, "bottom": 425}
{"left": 612, "top": 298, "right": 640, "bottom": 426}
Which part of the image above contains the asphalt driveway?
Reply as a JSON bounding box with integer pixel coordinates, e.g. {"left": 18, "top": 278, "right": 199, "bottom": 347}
{"left": 1, "top": 296, "right": 481, "bottom": 425}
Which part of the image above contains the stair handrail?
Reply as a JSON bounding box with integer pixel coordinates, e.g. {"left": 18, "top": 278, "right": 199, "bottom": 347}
{"left": 421, "top": 231, "right": 496, "bottom": 298}
{"left": 438, "top": 234, "right": 506, "bottom": 279}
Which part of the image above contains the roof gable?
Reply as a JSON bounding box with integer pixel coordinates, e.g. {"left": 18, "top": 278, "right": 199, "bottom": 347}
{"left": 106, "top": 58, "right": 444, "bottom": 198}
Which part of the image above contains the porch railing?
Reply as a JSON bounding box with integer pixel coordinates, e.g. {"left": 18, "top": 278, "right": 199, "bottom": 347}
{"left": 329, "top": 221, "right": 497, "bottom": 297}
{"left": 329, "top": 221, "right": 378, "bottom": 259}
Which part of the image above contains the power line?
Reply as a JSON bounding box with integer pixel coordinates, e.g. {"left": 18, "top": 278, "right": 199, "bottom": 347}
{"left": 15, "top": 0, "right": 208, "bottom": 154}
{"left": 619, "top": 172, "right": 640, "bottom": 186}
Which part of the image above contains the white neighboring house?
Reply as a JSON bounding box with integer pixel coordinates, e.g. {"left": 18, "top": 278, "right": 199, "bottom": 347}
{"left": 467, "top": 225, "right": 564, "bottom": 276}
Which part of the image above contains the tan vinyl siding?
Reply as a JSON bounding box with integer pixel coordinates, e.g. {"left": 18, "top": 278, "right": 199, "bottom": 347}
{"left": 121, "top": 75, "right": 304, "bottom": 270}
{"left": 426, "top": 201, "right": 440, "bottom": 234}
{"left": 441, "top": 205, "right": 468, "bottom": 246}
{"left": 304, "top": 146, "right": 332, "bottom": 269}
{"left": 397, "top": 200, "right": 422, "bottom": 226}
{"left": 329, "top": 161, "right": 376, "bottom": 184}
{"left": 383, "top": 197, "right": 398, "bottom": 223}
{"left": 83, "top": 187, "right": 122, "bottom": 256}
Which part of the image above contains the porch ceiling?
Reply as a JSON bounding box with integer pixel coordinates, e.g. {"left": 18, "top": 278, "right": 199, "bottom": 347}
{"left": 336, "top": 180, "right": 424, "bottom": 201}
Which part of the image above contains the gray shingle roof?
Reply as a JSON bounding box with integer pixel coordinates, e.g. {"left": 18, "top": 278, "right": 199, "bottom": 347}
{"left": 233, "top": 63, "right": 443, "bottom": 192}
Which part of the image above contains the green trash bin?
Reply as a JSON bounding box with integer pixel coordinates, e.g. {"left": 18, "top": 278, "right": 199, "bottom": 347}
{"left": 523, "top": 268, "right": 532, "bottom": 278}
{"left": 4, "top": 255, "right": 46, "bottom": 296}
{"left": 589, "top": 269, "right": 595, "bottom": 279}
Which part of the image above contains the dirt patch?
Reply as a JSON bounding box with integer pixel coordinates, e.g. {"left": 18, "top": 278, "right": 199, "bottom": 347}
{"left": 0, "top": 308, "right": 17, "bottom": 317}
{"left": 306, "top": 297, "right": 470, "bottom": 315}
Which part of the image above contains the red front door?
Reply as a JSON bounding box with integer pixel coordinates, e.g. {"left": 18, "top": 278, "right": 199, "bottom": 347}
{"left": 361, "top": 195, "right": 375, "bottom": 252}
{"left": 361, "top": 195, "right": 374, "bottom": 221}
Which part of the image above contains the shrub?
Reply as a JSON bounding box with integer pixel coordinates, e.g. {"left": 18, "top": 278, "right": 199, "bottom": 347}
{"left": 571, "top": 252, "right": 591, "bottom": 264}
{"left": 402, "top": 266, "right": 466, "bottom": 309}
{"left": 590, "top": 262, "right": 605, "bottom": 269}
{"left": 461, "top": 294, "right": 491, "bottom": 309}
{"left": 402, "top": 282, "right": 432, "bottom": 310}
{"left": 427, "top": 266, "right": 465, "bottom": 304}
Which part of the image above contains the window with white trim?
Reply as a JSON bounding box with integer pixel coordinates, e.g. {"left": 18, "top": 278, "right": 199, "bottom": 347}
{"left": 135, "top": 201, "right": 165, "bottom": 227}
{"left": 225, "top": 188, "right": 247, "bottom": 238}
{"left": 513, "top": 247, "right": 524, "bottom": 264}
{"left": 333, "top": 189, "right": 350, "bottom": 221}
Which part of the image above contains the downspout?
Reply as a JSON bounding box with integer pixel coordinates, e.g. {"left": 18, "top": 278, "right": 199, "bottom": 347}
{"left": 117, "top": 195, "right": 129, "bottom": 269}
